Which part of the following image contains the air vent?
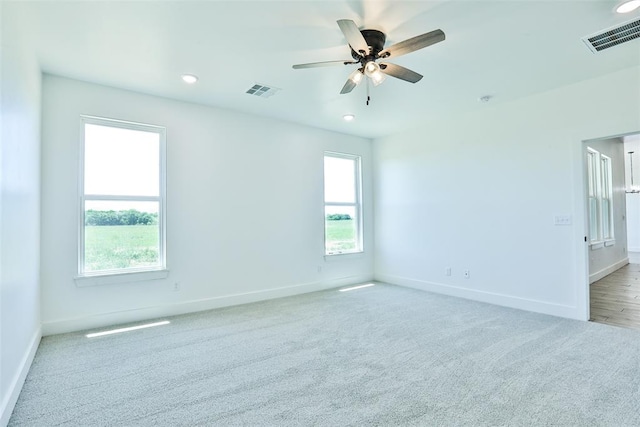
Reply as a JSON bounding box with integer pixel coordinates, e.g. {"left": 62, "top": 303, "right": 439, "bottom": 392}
{"left": 582, "top": 17, "right": 640, "bottom": 53}
{"left": 245, "top": 84, "right": 281, "bottom": 98}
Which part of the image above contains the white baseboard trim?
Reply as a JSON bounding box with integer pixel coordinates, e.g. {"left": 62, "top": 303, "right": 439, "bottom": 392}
{"left": 589, "top": 258, "right": 629, "bottom": 284}
{"left": 0, "top": 327, "right": 41, "bottom": 427}
{"left": 375, "top": 273, "right": 580, "bottom": 320}
{"left": 628, "top": 247, "right": 640, "bottom": 253}
{"left": 42, "top": 275, "right": 373, "bottom": 336}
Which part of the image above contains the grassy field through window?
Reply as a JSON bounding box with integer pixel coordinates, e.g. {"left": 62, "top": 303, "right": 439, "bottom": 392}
{"left": 325, "top": 219, "right": 356, "bottom": 253}
{"left": 85, "top": 225, "right": 159, "bottom": 272}
{"left": 85, "top": 218, "right": 357, "bottom": 272}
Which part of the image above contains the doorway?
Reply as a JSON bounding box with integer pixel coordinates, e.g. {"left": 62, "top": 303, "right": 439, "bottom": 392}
{"left": 589, "top": 133, "right": 640, "bottom": 330}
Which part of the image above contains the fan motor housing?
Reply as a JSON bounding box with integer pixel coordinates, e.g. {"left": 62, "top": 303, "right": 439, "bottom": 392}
{"left": 350, "top": 29, "right": 386, "bottom": 60}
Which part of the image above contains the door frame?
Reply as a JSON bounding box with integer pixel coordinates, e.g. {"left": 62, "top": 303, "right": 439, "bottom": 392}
{"left": 578, "top": 131, "right": 640, "bottom": 321}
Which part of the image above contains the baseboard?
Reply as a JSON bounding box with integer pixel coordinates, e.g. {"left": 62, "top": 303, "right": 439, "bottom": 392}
{"left": 0, "top": 327, "right": 41, "bottom": 427}
{"left": 628, "top": 247, "right": 640, "bottom": 253}
{"left": 375, "top": 273, "right": 580, "bottom": 319}
{"left": 42, "top": 275, "right": 373, "bottom": 336}
{"left": 589, "top": 258, "right": 629, "bottom": 284}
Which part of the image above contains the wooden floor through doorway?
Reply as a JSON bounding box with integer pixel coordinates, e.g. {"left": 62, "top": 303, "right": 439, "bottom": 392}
{"left": 590, "top": 257, "right": 640, "bottom": 330}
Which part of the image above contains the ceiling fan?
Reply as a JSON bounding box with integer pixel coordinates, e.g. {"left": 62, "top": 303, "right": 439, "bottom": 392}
{"left": 292, "top": 19, "right": 445, "bottom": 95}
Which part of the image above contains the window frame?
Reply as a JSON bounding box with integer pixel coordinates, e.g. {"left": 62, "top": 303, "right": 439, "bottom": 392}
{"left": 587, "top": 148, "right": 600, "bottom": 244}
{"left": 323, "top": 151, "right": 363, "bottom": 256}
{"left": 587, "top": 147, "right": 615, "bottom": 248}
{"left": 77, "top": 115, "right": 167, "bottom": 279}
{"left": 600, "top": 154, "right": 614, "bottom": 240}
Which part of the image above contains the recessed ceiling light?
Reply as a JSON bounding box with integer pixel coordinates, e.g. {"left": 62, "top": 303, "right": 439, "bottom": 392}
{"left": 181, "top": 74, "right": 198, "bottom": 84}
{"left": 616, "top": 0, "right": 640, "bottom": 13}
{"left": 343, "top": 114, "right": 356, "bottom": 122}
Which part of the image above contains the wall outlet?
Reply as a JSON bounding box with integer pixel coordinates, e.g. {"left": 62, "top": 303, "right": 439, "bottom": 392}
{"left": 464, "top": 270, "right": 470, "bottom": 279}
{"left": 173, "top": 282, "right": 180, "bottom": 292}
{"left": 317, "top": 266, "right": 322, "bottom": 273}
{"left": 445, "top": 267, "right": 452, "bottom": 276}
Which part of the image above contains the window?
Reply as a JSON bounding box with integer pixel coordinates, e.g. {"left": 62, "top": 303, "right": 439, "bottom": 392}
{"left": 601, "top": 155, "right": 613, "bottom": 240}
{"left": 587, "top": 147, "right": 614, "bottom": 245}
{"left": 324, "top": 152, "right": 362, "bottom": 255}
{"left": 79, "top": 116, "right": 166, "bottom": 276}
{"left": 587, "top": 149, "right": 599, "bottom": 242}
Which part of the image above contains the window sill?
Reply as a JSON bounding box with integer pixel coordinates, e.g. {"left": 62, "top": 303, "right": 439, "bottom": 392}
{"left": 590, "top": 240, "right": 616, "bottom": 250}
{"left": 75, "top": 268, "right": 169, "bottom": 287}
{"left": 324, "top": 251, "right": 365, "bottom": 261}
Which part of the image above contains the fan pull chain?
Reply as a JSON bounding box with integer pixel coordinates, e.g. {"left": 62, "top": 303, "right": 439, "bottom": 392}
{"left": 366, "top": 78, "right": 371, "bottom": 106}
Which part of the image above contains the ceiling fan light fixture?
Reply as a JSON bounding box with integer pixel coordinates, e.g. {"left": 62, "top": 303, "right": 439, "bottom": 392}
{"left": 616, "top": 0, "right": 640, "bottom": 13}
{"left": 364, "top": 61, "right": 380, "bottom": 77}
{"left": 349, "top": 68, "right": 364, "bottom": 85}
{"left": 370, "top": 69, "right": 386, "bottom": 86}
{"left": 363, "top": 61, "right": 386, "bottom": 86}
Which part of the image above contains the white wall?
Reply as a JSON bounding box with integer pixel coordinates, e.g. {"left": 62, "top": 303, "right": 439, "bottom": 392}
{"left": 0, "top": 3, "right": 42, "bottom": 425}
{"left": 373, "top": 66, "right": 640, "bottom": 321}
{"left": 586, "top": 138, "right": 627, "bottom": 282}
{"left": 627, "top": 194, "right": 640, "bottom": 251}
{"left": 40, "top": 75, "right": 373, "bottom": 335}
{"left": 624, "top": 136, "right": 640, "bottom": 252}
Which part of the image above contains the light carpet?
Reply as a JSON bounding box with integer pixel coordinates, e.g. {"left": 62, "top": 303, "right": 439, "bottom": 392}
{"left": 9, "top": 283, "right": 640, "bottom": 426}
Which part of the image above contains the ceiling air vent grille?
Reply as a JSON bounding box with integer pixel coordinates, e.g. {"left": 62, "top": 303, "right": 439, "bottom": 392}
{"left": 245, "top": 84, "right": 281, "bottom": 98}
{"left": 582, "top": 17, "right": 640, "bottom": 53}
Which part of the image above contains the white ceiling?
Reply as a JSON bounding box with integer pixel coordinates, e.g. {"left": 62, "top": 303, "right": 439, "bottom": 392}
{"left": 7, "top": 0, "right": 640, "bottom": 138}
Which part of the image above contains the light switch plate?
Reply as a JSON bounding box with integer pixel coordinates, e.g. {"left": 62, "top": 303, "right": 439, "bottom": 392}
{"left": 554, "top": 215, "right": 572, "bottom": 225}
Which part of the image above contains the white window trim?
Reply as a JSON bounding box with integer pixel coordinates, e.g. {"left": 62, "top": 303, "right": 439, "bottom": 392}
{"left": 587, "top": 147, "right": 615, "bottom": 248}
{"left": 77, "top": 115, "right": 167, "bottom": 281}
{"left": 324, "top": 151, "right": 363, "bottom": 256}
{"left": 74, "top": 268, "right": 169, "bottom": 287}
{"left": 324, "top": 252, "right": 365, "bottom": 262}
{"left": 587, "top": 148, "right": 600, "bottom": 245}
{"left": 600, "top": 154, "right": 614, "bottom": 241}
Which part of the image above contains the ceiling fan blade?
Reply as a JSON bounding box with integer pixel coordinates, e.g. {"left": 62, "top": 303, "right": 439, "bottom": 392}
{"left": 379, "top": 63, "right": 423, "bottom": 83}
{"left": 378, "top": 29, "right": 445, "bottom": 59}
{"left": 293, "top": 60, "right": 354, "bottom": 69}
{"left": 337, "top": 19, "right": 370, "bottom": 57}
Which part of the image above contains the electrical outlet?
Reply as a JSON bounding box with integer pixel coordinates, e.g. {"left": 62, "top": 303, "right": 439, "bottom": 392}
{"left": 464, "top": 270, "right": 470, "bottom": 279}
{"left": 173, "top": 282, "right": 180, "bottom": 292}
{"left": 445, "top": 267, "right": 452, "bottom": 276}
{"left": 317, "top": 266, "right": 322, "bottom": 273}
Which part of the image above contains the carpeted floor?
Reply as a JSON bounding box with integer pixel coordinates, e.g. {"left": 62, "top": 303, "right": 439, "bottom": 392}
{"left": 9, "top": 283, "right": 640, "bottom": 426}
